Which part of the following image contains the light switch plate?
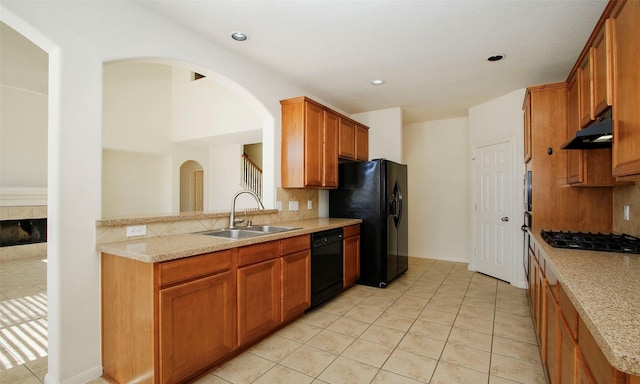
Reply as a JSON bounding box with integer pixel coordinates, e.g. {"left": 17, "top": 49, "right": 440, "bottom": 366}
{"left": 288, "top": 201, "right": 299, "bottom": 211}
{"left": 307, "top": 200, "right": 313, "bottom": 209}
{"left": 126, "top": 225, "right": 147, "bottom": 237}
{"left": 624, "top": 205, "right": 630, "bottom": 221}
{"left": 276, "top": 201, "right": 283, "bottom": 211}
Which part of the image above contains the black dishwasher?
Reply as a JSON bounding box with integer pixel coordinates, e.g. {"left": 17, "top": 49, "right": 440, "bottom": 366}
{"left": 309, "top": 228, "right": 344, "bottom": 309}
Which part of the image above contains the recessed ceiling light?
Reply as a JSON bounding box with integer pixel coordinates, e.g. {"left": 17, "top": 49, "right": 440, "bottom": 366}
{"left": 371, "top": 79, "right": 385, "bottom": 85}
{"left": 487, "top": 54, "right": 504, "bottom": 62}
{"left": 231, "top": 32, "right": 248, "bottom": 41}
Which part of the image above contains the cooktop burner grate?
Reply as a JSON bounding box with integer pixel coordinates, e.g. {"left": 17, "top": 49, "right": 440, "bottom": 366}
{"left": 540, "top": 230, "right": 640, "bottom": 254}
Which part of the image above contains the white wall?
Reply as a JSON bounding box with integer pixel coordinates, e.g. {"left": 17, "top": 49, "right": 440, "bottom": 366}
{"left": 351, "top": 107, "right": 403, "bottom": 163}
{"left": 468, "top": 88, "right": 527, "bottom": 288}
{"left": 102, "top": 149, "right": 172, "bottom": 217}
{"left": 103, "top": 62, "right": 173, "bottom": 153}
{"left": 403, "top": 117, "right": 470, "bottom": 262}
{"left": 171, "top": 67, "right": 262, "bottom": 142}
{"left": 0, "top": 23, "right": 47, "bottom": 189}
{"left": 0, "top": 2, "right": 312, "bottom": 382}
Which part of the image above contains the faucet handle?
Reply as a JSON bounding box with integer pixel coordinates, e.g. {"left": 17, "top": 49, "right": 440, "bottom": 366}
{"left": 233, "top": 211, "right": 247, "bottom": 225}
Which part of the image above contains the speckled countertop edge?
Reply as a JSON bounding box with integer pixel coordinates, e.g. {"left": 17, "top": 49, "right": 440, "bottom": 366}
{"left": 97, "top": 217, "right": 362, "bottom": 263}
{"left": 530, "top": 231, "right": 640, "bottom": 376}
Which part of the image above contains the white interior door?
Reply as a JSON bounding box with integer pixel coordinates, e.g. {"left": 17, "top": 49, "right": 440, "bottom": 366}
{"left": 474, "top": 141, "right": 513, "bottom": 282}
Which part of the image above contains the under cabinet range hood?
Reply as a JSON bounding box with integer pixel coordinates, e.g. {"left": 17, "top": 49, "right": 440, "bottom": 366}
{"left": 562, "top": 110, "right": 613, "bottom": 150}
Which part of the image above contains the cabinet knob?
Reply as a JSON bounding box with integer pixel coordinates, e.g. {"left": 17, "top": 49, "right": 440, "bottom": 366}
{"left": 501, "top": 217, "right": 510, "bottom": 222}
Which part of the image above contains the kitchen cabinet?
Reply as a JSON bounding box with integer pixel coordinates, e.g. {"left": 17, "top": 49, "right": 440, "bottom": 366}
{"left": 592, "top": 19, "right": 613, "bottom": 116}
{"left": 280, "top": 235, "right": 311, "bottom": 323}
{"left": 281, "top": 96, "right": 369, "bottom": 189}
{"left": 611, "top": 0, "right": 640, "bottom": 180}
{"left": 578, "top": 54, "right": 594, "bottom": 128}
{"left": 566, "top": 72, "right": 620, "bottom": 187}
{"left": 524, "top": 93, "right": 532, "bottom": 163}
{"left": 237, "top": 241, "right": 281, "bottom": 347}
{"left": 545, "top": 282, "right": 559, "bottom": 381}
{"left": 578, "top": 316, "right": 627, "bottom": 384}
{"left": 159, "top": 271, "right": 235, "bottom": 384}
{"left": 558, "top": 316, "right": 577, "bottom": 384}
{"left": 355, "top": 124, "right": 369, "bottom": 161}
{"left": 102, "top": 250, "right": 235, "bottom": 384}
{"left": 342, "top": 224, "right": 360, "bottom": 288}
{"left": 338, "top": 117, "right": 356, "bottom": 159}
{"left": 526, "top": 84, "right": 612, "bottom": 232}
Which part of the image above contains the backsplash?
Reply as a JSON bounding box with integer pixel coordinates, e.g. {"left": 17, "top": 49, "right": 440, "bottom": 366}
{"left": 613, "top": 182, "right": 640, "bottom": 237}
{"left": 96, "top": 188, "right": 319, "bottom": 244}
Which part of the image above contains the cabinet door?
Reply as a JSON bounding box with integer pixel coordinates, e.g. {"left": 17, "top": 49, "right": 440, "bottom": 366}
{"left": 304, "top": 101, "right": 324, "bottom": 187}
{"left": 323, "top": 110, "right": 339, "bottom": 187}
{"left": 355, "top": 124, "right": 369, "bottom": 161}
{"left": 338, "top": 117, "right": 356, "bottom": 159}
{"left": 592, "top": 19, "right": 613, "bottom": 116}
{"left": 343, "top": 235, "right": 360, "bottom": 288}
{"left": 579, "top": 54, "right": 594, "bottom": 128}
{"left": 612, "top": 0, "right": 640, "bottom": 178}
{"left": 577, "top": 350, "right": 596, "bottom": 384}
{"left": 559, "top": 317, "right": 577, "bottom": 384}
{"left": 545, "top": 283, "right": 559, "bottom": 382}
{"left": 281, "top": 250, "right": 311, "bottom": 322}
{"left": 159, "top": 271, "right": 235, "bottom": 384}
{"left": 237, "top": 258, "right": 281, "bottom": 346}
{"left": 566, "top": 73, "right": 583, "bottom": 184}
{"left": 524, "top": 92, "right": 532, "bottom": 163}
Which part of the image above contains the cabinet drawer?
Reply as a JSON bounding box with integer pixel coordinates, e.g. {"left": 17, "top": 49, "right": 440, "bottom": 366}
{"left": 158, "top": 250, "right": 233, "bottom": 287}
{"left": 343, "top": 224, "right": 360, "bottom": 238}
{"left": 559, "top": 284, "right": 578, "bottom": 340}
{"left": 238, "top": 241, "right": 280, "bottom": 267}
{"left": 280, "top": 234, "right": 310, "bottom": 256}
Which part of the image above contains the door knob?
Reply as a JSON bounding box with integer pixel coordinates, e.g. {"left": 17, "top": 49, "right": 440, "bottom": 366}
{"left": 501, "top": 217, "right": 510, "bottom": 222}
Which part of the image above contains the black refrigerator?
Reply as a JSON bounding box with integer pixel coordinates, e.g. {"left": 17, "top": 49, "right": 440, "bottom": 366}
{"left": 329, "top": 159, "right": 408, "bottom": 288}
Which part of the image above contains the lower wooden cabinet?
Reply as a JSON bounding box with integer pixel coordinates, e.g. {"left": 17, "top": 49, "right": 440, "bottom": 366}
{"left": 237, "top": 258, "right": 281, "bottom": 347}
{"left": 159, "top": 271, "right": 235, "bottom": 384}
{"left": 343, "top": 224, "right": 360, "bottom": 288}
{"left": 281, "top": 250, "right": 311, "bottom": 322}
{"left": 528, "top": 240, "right": 638, "bottom": 384}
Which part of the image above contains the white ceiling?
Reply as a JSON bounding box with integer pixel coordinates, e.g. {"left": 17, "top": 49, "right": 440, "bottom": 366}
{"left": 133, "top": 0, "right": 608, "bottom": 123}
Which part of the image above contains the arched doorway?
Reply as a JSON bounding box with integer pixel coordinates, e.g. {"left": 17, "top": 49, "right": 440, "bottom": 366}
{"left": 180, "top": 160, "right": 204, "bottom": 212}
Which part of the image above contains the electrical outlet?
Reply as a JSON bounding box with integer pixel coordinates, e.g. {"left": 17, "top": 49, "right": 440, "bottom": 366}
{"left": 624, "top": 205, "right": 630, "bottom": 221}
{"left": 126, "top": 225, "right": 147, "bottom": 237}
{"left": 276, "top": 201, "right": 283, "bottom": 211}
{"left": 307, "top": 200, "right": 313, "bottom": 209}
{"left": 288, "top": 201, "right": 299, "bottom": 211}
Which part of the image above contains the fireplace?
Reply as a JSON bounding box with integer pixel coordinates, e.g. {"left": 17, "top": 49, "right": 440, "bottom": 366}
{"left": 0, "top": 218, "right": 47, "bottom": 247}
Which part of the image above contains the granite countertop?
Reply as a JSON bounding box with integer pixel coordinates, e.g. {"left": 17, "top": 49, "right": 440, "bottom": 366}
{"left": 97, "top": 217, "right": 361, "bottom": 263}
{"left": 530, "top": 231, "right": 640, "bottom": 376}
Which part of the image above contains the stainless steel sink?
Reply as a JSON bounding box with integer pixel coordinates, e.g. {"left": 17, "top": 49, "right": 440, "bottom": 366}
{"left": 198, "top": 225, "right": 300, "bottom": 239}
{"left": 243, "top": 225, "right": 300, "bottom": 233}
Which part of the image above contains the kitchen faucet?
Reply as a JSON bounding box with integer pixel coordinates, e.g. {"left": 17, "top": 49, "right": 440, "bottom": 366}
{"left": 229, "top": 190, "right": 265, "bottom": 228}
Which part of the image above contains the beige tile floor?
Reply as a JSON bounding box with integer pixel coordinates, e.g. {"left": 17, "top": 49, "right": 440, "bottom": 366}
{"left": 0, "top": 256, "right": 546, "bottom": 384}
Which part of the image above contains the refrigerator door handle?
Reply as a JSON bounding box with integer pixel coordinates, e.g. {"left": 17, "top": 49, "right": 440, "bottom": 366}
{"left": 391, "top": 181, "right": 403, "bottom": 227}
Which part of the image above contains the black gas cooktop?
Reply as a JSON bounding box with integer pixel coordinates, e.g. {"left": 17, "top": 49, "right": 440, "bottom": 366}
{"left": 540, "top": 230, "right": 640, "bottom": 254}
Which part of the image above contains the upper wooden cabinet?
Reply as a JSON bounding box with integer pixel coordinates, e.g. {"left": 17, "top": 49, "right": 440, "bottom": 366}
{"left": 592, "top": 19, "right": 613, "bottom": 116}
{"left": 355, "top": 124, "right": 369, "bottom": 161}
{"left": 578, "top": 54, "right": 594, "bottom": 127}
{"left": 281, "top": 96, "right": 369, "bottom": 189}
{"left": 566, "top": 72, "right": 622, "bottom": 187}
{"left": 338, "top": 117, "right": 356, "bottom": 159}
{"left": 611, "top": 0, "right": 640, "bottom": 179}
{"left": 523, "top": 92, "right": 532, "bottom": 163}
{"left": 577, "top": 18, "right": 613, "bottom": 129}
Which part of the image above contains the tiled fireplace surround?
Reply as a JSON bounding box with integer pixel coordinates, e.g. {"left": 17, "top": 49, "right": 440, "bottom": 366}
{"left": 0, "top": 205, "right": 48, "bottom": 262}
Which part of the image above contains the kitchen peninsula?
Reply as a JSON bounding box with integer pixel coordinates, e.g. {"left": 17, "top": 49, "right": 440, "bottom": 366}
{"left": 97, "top": 214, "right": 361, "bottom": 384}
